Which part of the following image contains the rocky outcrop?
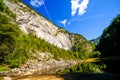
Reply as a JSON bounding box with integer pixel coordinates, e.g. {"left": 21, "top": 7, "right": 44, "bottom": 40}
{"left": 10, "top": 59, "right": 76, "bottom": 75}
{"left": 3, "top": 0, "right": 72, "bottom": 50}
{"left": 0, "top": 52, "right": 77, "bottom": 76}
{"left": 8, "top": 52, "right": 77, "bottom": 76}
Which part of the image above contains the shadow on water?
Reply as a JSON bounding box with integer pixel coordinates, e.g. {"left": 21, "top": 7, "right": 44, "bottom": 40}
{"left": 1, "top": 73, "right": 120, "bottom": 80}
{"left": 61, "top": 72, "right": 120, "bottom": 80}
{"left": 99, "top": 56, "right": 120, "bottom": 73}
{"left": 60, "top": 57, "right": 120, "bottom": 80}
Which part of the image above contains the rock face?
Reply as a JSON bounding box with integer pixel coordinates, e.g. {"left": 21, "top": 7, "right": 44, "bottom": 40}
{"left": 3, "top": 0, "right": 94, "bottom": 53}
{"left": 4, "top": 0, "right": 72, "bottom": 50}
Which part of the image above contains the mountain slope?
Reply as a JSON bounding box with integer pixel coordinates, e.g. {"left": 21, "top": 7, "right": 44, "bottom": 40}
{"left": 3, "top": 0, "right": 98, "bottom": 58}
{"left": 4, "top": 0, "right": 72, "bottom": 50}
{"left": 4, "top": 0, "right": 96, "bottom": 52}
{"left": 96, "top": 14, "right": 120, "bottom": 73}
{"left": 0, "top": 0, "right": 101, "bottom": 75}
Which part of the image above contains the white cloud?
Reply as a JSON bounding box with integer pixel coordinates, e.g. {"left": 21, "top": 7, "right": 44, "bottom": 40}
{"left": 30, "top": 0, "right": 44, "bottom": 7}
{"left": 60, "top": 19, "right": 67, "bottom": 26}
{"left": 71, "top": 0, "right": 89, "bottom": 16}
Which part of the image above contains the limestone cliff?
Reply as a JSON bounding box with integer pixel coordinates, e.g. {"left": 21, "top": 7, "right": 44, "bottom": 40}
{"left": 3, "top": 0, "right": 94, "bottom": 52}
{"left": 4, "top": 0, "right": 72, "bottom": 50}
{"left": 0, "top": 0, "right": 101, "bottom": 75}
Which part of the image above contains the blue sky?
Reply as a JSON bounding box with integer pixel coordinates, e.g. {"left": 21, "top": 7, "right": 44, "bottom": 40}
{"left": 22, "top": 0, "right": 120, "bottom": 40}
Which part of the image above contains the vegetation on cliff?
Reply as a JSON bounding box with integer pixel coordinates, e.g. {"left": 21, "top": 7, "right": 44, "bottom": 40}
{"left": 0, "top": 0, "right": 100, "bottom": 72}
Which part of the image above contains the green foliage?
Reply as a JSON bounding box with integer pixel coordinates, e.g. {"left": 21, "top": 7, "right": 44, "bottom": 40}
{"left": 0, "top": 21, "right": 29, "bottom": 67}
{"left": 97, "top": 14, "right": 120, "bottom": 73}
{"left": 14, "top": 0, "right": 22, "bottom": 3}
{"left": 0, "top": 0, "right": 5, "bottom": 11}
{"left": 55, "top": 28, "right": 68, "bottom": 36}
{"left": 0, "top": 14, "right": 9, "bottom": 24}
{"left": 72, "top": 34, "right": 100, "bottom": 59}
{"left": 0, "top": 0, "right": 16, "bottom": 19}
{"left": 62, "top": 62, "right": 106, "bottom": 74}
{"left": 4, "top": 6, "right": 16, "bottom": 19}
{"left": 97, "top": 14, "right": 120, "bottom": 57}
{"left": 0, "top": 66, "right": 10, "bottom": 71}
{"left": 8, "top": 0, "right": 22, "bottom": 3}
{"left": 24, "top": 34, "right": 76, "bottom": 60}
